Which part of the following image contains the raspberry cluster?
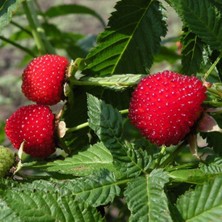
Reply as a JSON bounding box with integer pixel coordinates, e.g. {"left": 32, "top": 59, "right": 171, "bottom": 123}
{"left": 5, "top": 54, "right": 69, "bottom": 158}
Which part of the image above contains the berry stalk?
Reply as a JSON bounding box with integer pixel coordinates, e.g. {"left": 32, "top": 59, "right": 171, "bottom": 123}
{"left": 65, "top": 109, "right": 129, "bottom": 134}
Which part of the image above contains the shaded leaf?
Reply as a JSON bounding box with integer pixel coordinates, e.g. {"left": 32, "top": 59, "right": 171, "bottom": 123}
{"left": 181, "top": 29, "right": 203, "bottom": 75}
{"left": 204, "top": 132, "right": 222, "bottom": 155}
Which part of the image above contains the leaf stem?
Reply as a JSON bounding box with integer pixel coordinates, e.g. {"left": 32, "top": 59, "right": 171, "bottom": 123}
{"left": 119, "top": 109, "right": 128, "bottom": 115}
{"left": 204, "top": 51, "right": 222, "bottom": 80}
{"left": 66, "top": 122, "right": 89, "bottom": 133}
{"left": 11, "top": 20, "right": 32, "bottom": 36}
{"left": 159, "top": 141, "right": 186, "bottom": 168}
{"left": 0, "top": 35, "right": 36, "bottom": 57}
{"left": 66, "top": 109, "right": 129, "bottom": 133}
{"left": 154, "top": 145, "right": 166, "bottom": 168}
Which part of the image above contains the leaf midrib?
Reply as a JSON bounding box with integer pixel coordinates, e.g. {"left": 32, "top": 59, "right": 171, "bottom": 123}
{"left": 111, "top": 0, "right": 155, "bottom": 74}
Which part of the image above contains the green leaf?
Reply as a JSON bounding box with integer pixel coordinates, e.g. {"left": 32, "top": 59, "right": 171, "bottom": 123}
{"left": 2, "top": 170, "right": 120, "bottom": 208}
{"left": 124, "top": 169, "right": 172, "bottom": 222}
{"left": 200, "top": 156, "right": 222, "bottom": 175}
{"left": 45, "top": 142, "right": 115, "bottom": 176}
{"left": 59, "top": 170, "right": 121, "bottom": 207}
{"left": 0, "top": 0, "right": 23, "bottom": 33}
{"left": 0, "top": 190, "right": 103, "bottom": 222}
{"left": 176, "top": 175, "right": 222, "bottom": 221}
{"left": 84, "top": 0, "right": 167, "bottom": 76}
{"left": 179, "top": 0, "right": 222, "bottom": 50}
{"left": 77, "top": 74, "right": 145, "bottom": 91}
{"left": 168, "top": 169, "right": 209, "bottom": 184}
{"left": 87, "top": 94, "right": 152, "bottom": 177}
{"left": 87, "top": 93, "right": 123, "bottom": 149}
{"left": 44, "top": 4, "right": 105, "bottom": 26}
{"left": 181, "top": 29, "right": 204, "bottom": 75}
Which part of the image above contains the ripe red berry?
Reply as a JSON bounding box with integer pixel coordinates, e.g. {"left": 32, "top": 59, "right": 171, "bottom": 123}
{"left": 128, "top": 70, "right": 206, "bottom": 146}
{"left": 22, "top": 54, "right": 69, "bottom": 105}
{"left": 5, "top": 104, "right": 56, "bottom": 158}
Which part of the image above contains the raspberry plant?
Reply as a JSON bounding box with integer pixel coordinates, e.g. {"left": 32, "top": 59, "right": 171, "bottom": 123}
{"left": 1, "top": 0, "right": 222, "bottom": 221}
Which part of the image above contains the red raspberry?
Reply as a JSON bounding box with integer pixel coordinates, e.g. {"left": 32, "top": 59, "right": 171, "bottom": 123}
{"left": 22, "top": 54, "right": 69, "bottom": 105}
{"left": 5, "top": 104, "right": 56, "bottom": 158}
{"left": 128, "top": 70, "right": 206, "bottom": 146}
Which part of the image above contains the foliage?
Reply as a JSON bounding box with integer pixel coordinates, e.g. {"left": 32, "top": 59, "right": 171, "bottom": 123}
{"left": 1, "top": 0, "right": 222, "bottom": 221}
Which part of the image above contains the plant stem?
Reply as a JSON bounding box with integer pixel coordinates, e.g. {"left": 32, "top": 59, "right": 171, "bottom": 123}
{"left": 159, "top": 141, "right": 186, "bottom": 168}
{"left": 66, "top": 122, "right": 89, "bottom": 133}
{"left": 22, "top": 1, "right": 55, "bottom": 55}
{"left": 204, "top": 51, "right": 222, "bottom": 80}
{"left": 154, "top": 145, "right": 166, "bottom": 168}
{"left": 66, "top": 109, "right": 129, "bottom": 133}
{"left": 0, "top": 36, "right": 36, "bottom": 57}
{"left": 119, "top": 109, "right": 128, "bottom": 115}
{"left": 11, "top": 21, "right": 32, "bottom": 36}
{"left": 207, "top": 87, "right": 222, "bottom": 98}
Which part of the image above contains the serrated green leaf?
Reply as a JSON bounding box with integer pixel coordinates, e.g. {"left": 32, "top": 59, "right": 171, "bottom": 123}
{"left": 0, "top": 0, "right": 23, "bottom": 33}
{"left": 45, "top": 142, "right": 115, "bottom": 176}
{"left": 176, "top": 175, "right": 222, "bottom": 221}
{"left": 200, "top": 156, "right": 222, "bottom": 175}
{"left": 87, "top": 93, "right": 123, "bottom": 148}
{"left": 77, "top": 74, "right": 145, "bottom": 91}
{"left": 0, "top": 190, "right": 103, "bottom": 222}
{"left": 60, "top": 170, "right": 121, "bottom": 207}
{"left": 84, "top": 0, "right": 167, "bottom": 76}
{"left": 181, "top": 29, "right": 204, "bottom": 75}
{"left": 87, "top": 94, "right": 152, "bottom": 177}
{"left": 125, "top": 169, "right": 172, "bottom": 222}
{"left": 179, "top": 0, "right": 222, "bottom": 50}
{"left": 44, "top": 4, "right": 105, "bottom": 26}
{"left": 1, "top": 170, "right": 120, "bottom": 208}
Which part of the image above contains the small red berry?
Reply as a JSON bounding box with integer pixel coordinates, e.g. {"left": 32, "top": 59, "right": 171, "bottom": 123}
{"left": 22, "top": 54, "right": 69, "bottom": 105}
{"left": 5, "top": 104, "right": 56, "bottom": 158}
{"left": 128, "top": 70, "right": 206, "bottom": 146}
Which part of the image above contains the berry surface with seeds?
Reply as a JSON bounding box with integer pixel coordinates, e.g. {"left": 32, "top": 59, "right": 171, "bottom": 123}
{"left": 128, "top": 70, "right": 206, "bottom": 146}
{"left": 5, "top": 104, "right": 55, "bottom": 158}
{"left": 22, "top": 54, "right": 69, "bottom": 105}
